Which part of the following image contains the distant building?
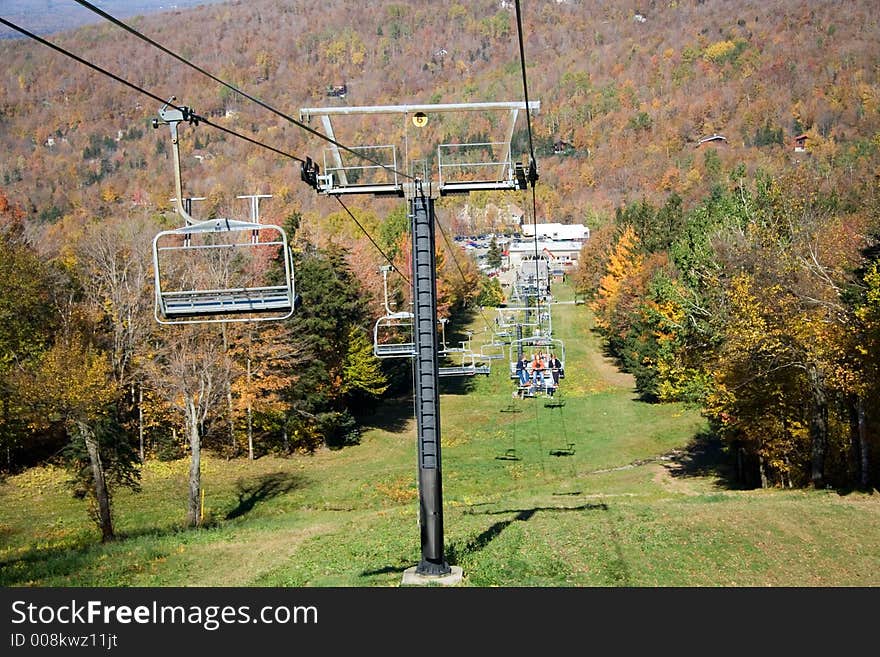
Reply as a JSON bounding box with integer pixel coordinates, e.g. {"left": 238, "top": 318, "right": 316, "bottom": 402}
{"left": 520, "top": 222, "right": 590, "bottom": 242}
{"left": 794, "top": 134, "right": 808, "bottom": 152}
{"left": 697, "top": 134, "right": 727, "bottom": 147}
{"left": 506, "top": 238, "right": 583, "bottom": 273}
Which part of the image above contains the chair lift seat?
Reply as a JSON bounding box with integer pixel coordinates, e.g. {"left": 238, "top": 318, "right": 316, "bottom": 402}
{"left": 153, "top": 218, "right": 296, "bottom": 324}
{"left": 438, "top": 350, "right": 491, "bottom": 377}
{"left": 373, "top": 311, "right": 416, "bottom": 358}
{"left": 161, "top": 286, "right": 294, "bottom": 317}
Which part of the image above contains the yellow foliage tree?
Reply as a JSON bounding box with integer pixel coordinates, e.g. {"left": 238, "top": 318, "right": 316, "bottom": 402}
{"left": 591, "top": 226, "right": 642, "bottom": 331}
{"left": 31, "top": 338, "right": 128, "bottom": 541}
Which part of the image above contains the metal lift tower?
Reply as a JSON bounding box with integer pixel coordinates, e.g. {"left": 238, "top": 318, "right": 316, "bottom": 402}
{"left": 299, "top": 101, "right": 539, "bottom": 584}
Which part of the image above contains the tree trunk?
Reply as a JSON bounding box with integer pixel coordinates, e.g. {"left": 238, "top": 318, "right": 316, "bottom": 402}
{"left": 808, "top": 364, "right": 828, "bottom": 489}
{"left": 857, "top": 396, "right": 870, "bottom": 490}
{"left": 222, "top": 324, "right": 236, "bottom": 458}
{"left": 80, "top": 421, "right": 114, "bottom": 542}
{"left": 2, "top": 393, "right": 11, "bottom": 471}
{"left": 227, "top": 389, "right": 236, "bottom": 458}
{"left": 247, "top": 357, "right": 254, "bottom": 461}
{"left": 138, "top": 384, "right": 144, "bottom": 462}
{"left": 247, "top": 403, "right": 254, "bottom": 461}
{"left": 185, "top": 396, "right": 202, "bottom": 528}
{"left": 849, "top": 395, "right": 861, "bottom": 487}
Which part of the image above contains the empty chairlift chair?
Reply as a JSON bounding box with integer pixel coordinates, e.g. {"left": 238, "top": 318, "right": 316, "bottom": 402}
{"left": 436, "top": 321, "right": 490, "bottom": 377}
{"left": 152, "top": 219, "right": 297, "bottom": 324}
{"left": 438, "top": 351, "right": 491, "bottom": 377}
{"left": 373, "top": 311, "right": 416, "bottom": 358}
{"left": 151, "top": 101, "right": 297, "bottom": 325}
{"left": 479, "top": 336, "right": 508, "bottom": 360}
{"left": 373, "top": 265, "right": 415, "bottom": 358}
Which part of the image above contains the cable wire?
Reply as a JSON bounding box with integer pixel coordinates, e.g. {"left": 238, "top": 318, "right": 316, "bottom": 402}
{"left": 0, "top": 17, "right": 306, "bottom": 165}
{"left": 513, "top": 0, "right": 548, "bottom": 335}
{"left": 333, "top": 195, "right": 410, "bottom": 286}
{"left": 72, "top": 0, "right": 416, "bottom": 183}
{"left": 1, "top": 16, "right": 409, "bottom": 284}
{"left": 514, "top": 0, "right": 537, "bottom": 170}
{"left": 408, "top": 181, "right": 495, "bottom": 338}
{"left": 4, "top": 10, "right": 520, "bottom": 342}
{"left": 433, "top": 212, "right": 496, "bottom": 337}
{"left": 72, "top": 0, "right": 536, "bottom": 318}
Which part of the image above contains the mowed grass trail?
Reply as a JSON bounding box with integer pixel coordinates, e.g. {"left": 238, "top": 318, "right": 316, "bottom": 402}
{"left": 1, "top": 291, "right": 879, "bottom": 587}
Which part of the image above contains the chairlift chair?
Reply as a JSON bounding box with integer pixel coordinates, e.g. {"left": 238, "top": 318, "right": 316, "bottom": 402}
{"left": 372, "top": 264, "right": 415, "bottom": 358}
{"left": 508, "top": 336, "right": 565, "bottom": 380}
{"left": 479, "top": 337, "right": 507, "bottom": 360}
{"left": 151, "top": 100, "right": 297, "bottom": 325}
{"left": 373, "top": 311, "right": 416, "bottom": 358}
{"left": 437, "top": 322, "right": 488, "bottom": 376}
{"left": 438, "top": 351, "right": 491, "bottom": 377}
{"left": 153, "top": 219, "right": 297, "bottom": 324}
{"left": 496, "top": 306, "right": 540, "bottom": 330}
{"left": 438, "top": 318, "right": 473, "bottom": 357}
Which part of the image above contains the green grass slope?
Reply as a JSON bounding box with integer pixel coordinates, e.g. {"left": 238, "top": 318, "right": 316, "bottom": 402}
{"left": 1, "top": 291, "right": 878, "bottom": 587}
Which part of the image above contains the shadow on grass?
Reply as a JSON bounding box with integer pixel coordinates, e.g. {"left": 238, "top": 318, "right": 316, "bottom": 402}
{"left": 670, "top": 429, "right": 878, "bottom": 495}
{"left": 438, "top": 374, "right": 478, "bottom": 396}
{"left": 358, "top": 502, "right": 609, "bottom": 580}
{"left": 359, "top": 564, "right": 406, "bottom": 577}
{"left": 448, "top": 502, "right": 608, "bottom": 564}
{"left": 0, "top": 473, "right": 307, "bottom": 585}
{"left": 593, "top": 327, "right": 628, "bottom": 368}
{"left": 225, "top": 472, "right": 306, "bottom": 520}
{"left": 665, "top": 427, "right": 740, "bottom": 489}
{"left": 0, "top": 542, "right": 97, "bottom": 587}
{"left": 358, "top": 396, "right": 413, "bottom": 434}
{"left": 0, "top": 520, "right": 209, "bottom": 586}
{"left": 835, "top": 485, "right": 880, "bottom": 496}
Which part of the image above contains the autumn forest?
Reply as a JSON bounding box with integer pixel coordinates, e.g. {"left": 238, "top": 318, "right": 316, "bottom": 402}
{"left": 1, "top": 0, "right": 879, "bottom": 544}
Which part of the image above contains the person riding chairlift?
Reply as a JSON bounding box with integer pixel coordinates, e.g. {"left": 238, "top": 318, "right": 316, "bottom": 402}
{"left": 549, "top": 353, "right": 563, "bottom": 385}
{"left": 531, "top": 352, "right": 546, "bottom": 393}
{"left": 516, "top": 354, "right": 530, "bottom": 387}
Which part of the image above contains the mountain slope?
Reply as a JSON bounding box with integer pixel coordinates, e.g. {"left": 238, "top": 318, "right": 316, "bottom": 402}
{"left": 0, "top": 0, "right": 877, "bottom": 229}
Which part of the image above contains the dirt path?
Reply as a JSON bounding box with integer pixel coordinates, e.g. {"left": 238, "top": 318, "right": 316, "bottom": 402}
{"left": 549, "top": 296, "right": 635, "bottom": 393}
{"left": 587, "top": 345, "right": 635, "bottom": 390}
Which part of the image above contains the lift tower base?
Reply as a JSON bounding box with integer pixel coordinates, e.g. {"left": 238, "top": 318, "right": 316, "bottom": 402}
{"left": 401, "top": 565, "right": 463, "bottom": 587}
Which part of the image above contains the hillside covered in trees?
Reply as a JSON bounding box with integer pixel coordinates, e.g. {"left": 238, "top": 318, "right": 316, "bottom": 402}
{"left": 0, "top": 0, "right": 878, "bottom": 539}
{"left": 3, "top": 0, "right": 878, "bottom": 224}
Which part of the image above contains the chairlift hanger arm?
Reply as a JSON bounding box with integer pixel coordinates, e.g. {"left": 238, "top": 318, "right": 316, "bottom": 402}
{"left": 152, "top": 97, "right": 202, "bottom": 226}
